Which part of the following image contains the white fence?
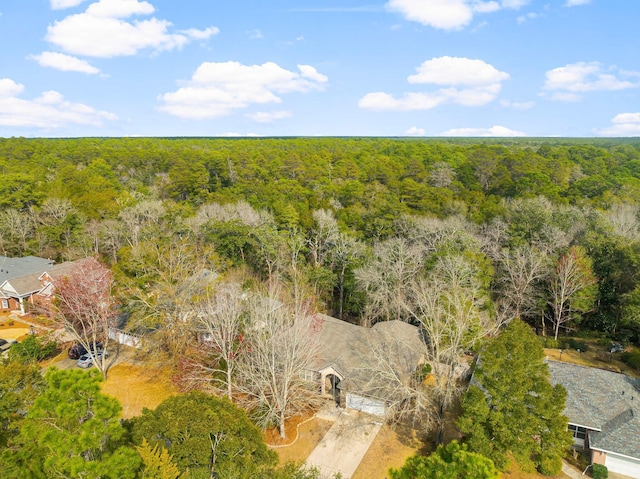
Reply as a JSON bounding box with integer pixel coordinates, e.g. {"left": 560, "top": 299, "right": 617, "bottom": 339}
{"left": 108, "top": 328, "right": 143, "bottom": 349}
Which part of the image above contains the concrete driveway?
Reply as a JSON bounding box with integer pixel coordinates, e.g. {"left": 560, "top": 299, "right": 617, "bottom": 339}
{"left": 306, "top": 409, "right": 382, "bottom": 479}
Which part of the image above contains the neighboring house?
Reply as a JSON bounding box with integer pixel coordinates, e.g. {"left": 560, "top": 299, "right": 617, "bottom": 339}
{"left": 548, "top": 360, "right": 640, "bottom": 478}
{"left": 0, "top": 255, "right": 82, "bottom": 315}
{"left": 307, "top": 314, "right": 425, "bottom": 417}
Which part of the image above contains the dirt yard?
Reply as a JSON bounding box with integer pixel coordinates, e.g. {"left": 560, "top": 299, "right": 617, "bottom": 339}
{"left": 100, "top": 362, "right": 178, "bottom": 418}
{"left": 0, "top": 315, "right": 31, "bottom": 341}
{"left": 269, "top": 414, "right": 336, "bottom": 466}
{"left": 352, "top": 424, "right": 422, "bottom": 479}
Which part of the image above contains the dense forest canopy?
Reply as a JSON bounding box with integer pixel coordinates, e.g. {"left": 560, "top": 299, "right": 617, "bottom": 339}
{"left": 2, "top": 136, "right": 640, "bottom": 344}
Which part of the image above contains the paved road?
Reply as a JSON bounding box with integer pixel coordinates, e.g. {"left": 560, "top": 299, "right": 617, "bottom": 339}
{"left": 306, "top": 410, "right": 382, "bottom": 479}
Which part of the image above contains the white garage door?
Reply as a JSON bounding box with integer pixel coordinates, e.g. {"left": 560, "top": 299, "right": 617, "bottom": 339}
{"left": 605, "top": 453, "right": 640, "bottom": 478}
{"left": 346, "top": 393, "right": 386, "bottom": 417}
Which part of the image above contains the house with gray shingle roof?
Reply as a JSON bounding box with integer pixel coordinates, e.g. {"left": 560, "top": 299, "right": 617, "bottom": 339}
{"left": 0, "top": 255, "right": 84, "bottom": 315}
{"left": 548, "top": 360, "right": 640, "bottom": 478}
{"left": 308, "top": 314, "right": 425, "bottom": 417}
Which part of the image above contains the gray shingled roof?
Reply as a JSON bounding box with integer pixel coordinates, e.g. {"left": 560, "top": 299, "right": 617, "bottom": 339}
{"left": 2, "top": 272, "right": 42, "bottom": 296}
{"left": 547, "top": 360, "right": 640, "bottom": 459}
{"left": 312, "top": 314, "right": 425, "bottom": 399}
{"left": 0, "top": 257, "right": 87, "bottom": 299}
{"left": 0, "top": 256, "right": 55, "bottom": 283}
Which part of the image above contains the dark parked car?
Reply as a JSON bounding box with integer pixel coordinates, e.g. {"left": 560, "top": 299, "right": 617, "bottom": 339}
{"left": 68, "top": 341, "right": 103, "bottom": 360}
{"left": 0, "top": 338, "right": 16, "bottom": 353}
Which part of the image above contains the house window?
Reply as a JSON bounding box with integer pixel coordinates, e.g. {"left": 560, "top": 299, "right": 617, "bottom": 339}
{"left": 568, "top": 424, "right": 587, "bottom": 440}
{"left": 1, "top": 299, "right": 8, "bottom": 309}
{"left": 300, "top": 369, "right": 318, "bottom": 382}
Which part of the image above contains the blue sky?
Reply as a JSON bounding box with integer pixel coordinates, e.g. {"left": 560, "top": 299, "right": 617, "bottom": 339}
{"left": 0, "top": 0, "right": 639, "bottom": 137}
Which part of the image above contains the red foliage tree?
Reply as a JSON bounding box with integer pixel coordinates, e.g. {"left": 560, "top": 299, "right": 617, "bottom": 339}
{"left": 52, "top": 257, "right": 118, "bottom": 379}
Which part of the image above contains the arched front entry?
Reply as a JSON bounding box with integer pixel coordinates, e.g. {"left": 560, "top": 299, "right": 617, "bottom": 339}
{"left": 319, "top": 367, "right": 344, "bottom": 407}
{"left": 325, "top": 374, "right": 341, "bottom": 405}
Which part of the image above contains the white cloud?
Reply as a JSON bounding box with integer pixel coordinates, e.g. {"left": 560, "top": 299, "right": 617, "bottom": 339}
{"left": 386, "top": 0, "right": 473, "bottom": 30}
{"left": 246, "top": 111, "right": 292, "bottom": 123}
{"left": 0, "top": 78, "right": 117, "bottom": 128}
{"left": 298, "top": 64, "right": 329, "bottom": 83}
{"left": 159, "top": 61, "right": 328, "bottom": 119}
{"left": 408, "top": 56, "right": 509, "bottom": 86}
{"left": 85, "top": 0, "right": 154, "bottom": 17}
{"left": 51, "top": 0, "right": 87, "bottom": 9}
{"left": 46, "top": 0, "right": 218, "bottom": 58}
{"left": 543, "top": 62, "right": 640, "bottom": 101}
{"left": 548, "top": 92, "right": 581, "bottom": 102}
{"left": 612, "top": 112, "right": 640, "bottom": 124}
{"left": 501, "top": 0, "right": 529, "bottom": 7}
{"left": 500, "top": 99, "right": 535, "bottom": 109}
{"left": 474, "top": 2, "right": 500, "bottom": 13}
{"left": 516, "top": 12, "right": 540, "bottom": 24}
{"left": 30, "top": 51, "right": 100, "bottom": 74}
{"left": 405, "top": 126, "right": 425, "bottom": 136}
{"left": 247, "top": 29, "right": 264, "bottom": 40}
{"left": 0, "top": 79, "right": 26, "bottom": 98}
{"left": 595, "top": 112, "right": 640, "bottom": 137}
{"left": 182, "top": 27, "right": 220, "bottom": 40}
{"left": 440, "top": 125, "right": 526, "bottom": 136}
{"left": 385, "top": 0, "right": 530, "bottom": 30}
{"left": 565, "top": 0, "right": 590, "bottom": 6}
{"left": 359, "top": 56, "right": 508, "bottom": 111}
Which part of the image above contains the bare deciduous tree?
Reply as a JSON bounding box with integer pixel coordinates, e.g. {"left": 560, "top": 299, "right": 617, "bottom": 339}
{"left": 548, "top": 246, "right": 598, "bottom": 340}
{"left": 0, "top": 208, "right": 34, "bottom": 255}
{"left": 118, "top": 199, "right": 165, "bottom": 249}
{"left": 308, "top": 209, "right": 364, "bottom": 318}
{"left": 190, "top": 283, "right": 247, "bottom": 400}
{"left": 605, "top": 203, "right": 640, "bottom": 240}
{"left": 237, "top": 295, "right": 321, "bottom": 439}
{"left": 355, "top": 237, "right": 426, "bottom": 325}
{"left": 308, "top": 209, "right": 339, "bottom": 267}
{"left": 401, "top": 255, "right": 496, "bottom": 444}
{"left": 497, "top": 245, "right": 550, "bottom": 321}
{"left": 429, "top": 162, "right": 456, "bottom": 188}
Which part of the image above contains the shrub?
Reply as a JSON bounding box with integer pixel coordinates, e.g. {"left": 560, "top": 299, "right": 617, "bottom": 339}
{"left": 592, "top": 463, "right": 608, "bottom": 479}
{"left": 573, "top": 330, "right": 605, "bottom": 340}
{"left": 621, "top": 351, "right": 640, "bottom": 371}
{"left": 568, "top": 339, "right": 589, "bottom": 352}
{"left": 614, "top": 328, "right": 638, "bottom": 346}
{"left": 540, "top": 337, "right": 561, "bottom": 349}
{"left": 8, "top": 334, "right": 58, "bottom": 364}
{"left": 538, "top": 455, "right": 562, "bottom": 476}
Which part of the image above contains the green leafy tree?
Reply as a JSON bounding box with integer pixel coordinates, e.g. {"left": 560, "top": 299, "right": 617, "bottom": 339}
{"left": 129, "top": 391, "right": 277, "bottom": 479}
{"left": 0, "top": 362, "right": 45, "bottom": 448}
{"left": 389, "top": 441, "right": 499, "bottom": 479}
{"left": 457, "top": 320, "right": 572, "bottom": 474}
{"left": 1, "top": 368, "right": 140, "bottom": 478}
